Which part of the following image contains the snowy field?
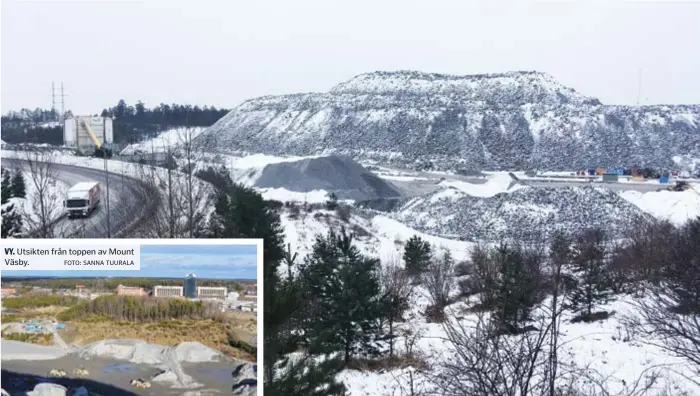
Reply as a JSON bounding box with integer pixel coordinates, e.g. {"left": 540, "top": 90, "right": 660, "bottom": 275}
{"left": 337, "top": 291, "right": 700, "bottom": 396}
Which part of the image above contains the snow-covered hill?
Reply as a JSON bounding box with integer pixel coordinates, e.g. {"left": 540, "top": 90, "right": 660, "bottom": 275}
{"left": 389, "top": 184, "right": 654, "bottom": 242}
{"left": 120, "top": 127, "right": 206, "bottom": 155}
{"left": 196, "top": 70, "right": 700, "bottom": 171}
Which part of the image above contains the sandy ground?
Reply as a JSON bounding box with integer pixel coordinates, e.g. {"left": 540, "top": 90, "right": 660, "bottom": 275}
{"left": 1, "top": 355, "right": 239, "bottom": 395}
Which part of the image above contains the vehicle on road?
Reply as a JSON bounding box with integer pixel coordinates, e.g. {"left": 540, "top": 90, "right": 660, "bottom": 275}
{"left": 65, "top": 181, "right": 101, "bottom": 219}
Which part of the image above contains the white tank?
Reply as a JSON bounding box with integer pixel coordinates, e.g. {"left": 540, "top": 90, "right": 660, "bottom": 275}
{"left": 63, "top": 118, "right": 76, "bottom": 147}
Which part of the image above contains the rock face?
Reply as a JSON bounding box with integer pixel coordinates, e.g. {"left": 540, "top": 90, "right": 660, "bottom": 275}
{"left": 254, "top": 155, "right": 403, "bottom": 200}
{"left": 197, "top": 70, "right": 700, "bottom": 171}
{"left": 390, "top": 185, "right": 655, "bottom": 242}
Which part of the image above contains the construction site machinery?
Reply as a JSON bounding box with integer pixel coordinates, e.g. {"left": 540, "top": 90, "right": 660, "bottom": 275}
{"left": 79, "top": 118, "right": 113, "bottom": 158}
{"left": 657, "top": 181, "right": 692, "bottom": 192}
{"left": 670, "top": 181, "right": 691, "bottom": 192}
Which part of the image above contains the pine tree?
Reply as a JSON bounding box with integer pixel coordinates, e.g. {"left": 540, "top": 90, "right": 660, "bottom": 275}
{"left": 205, "top": 173, "right": 345, "bottom": 395}
{"left": 1, "top": 169, "right": 12, "bottom": 204}
{"left": 325, "top": 192, "right": 338, "bottom": 210}
{"left": 567, "top": 229, "right": 613, "bottom": 320}
{"left": 403, "top": 235, "right": 432, "bottom": 275}
{"left": 491, "top": 244, "right": 542, "bottom": 331}
{"left": 1, "top": 203, "right": 23, "bottom": 238}
{"left": 11, "top": 170, "right": 26, "bottom": 198}
{"left": 301, "top": 228, "right": 384, "bottom": 364}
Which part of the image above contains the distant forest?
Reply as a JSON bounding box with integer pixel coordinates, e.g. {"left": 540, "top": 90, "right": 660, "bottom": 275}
{"left": 1, "top": 277, "right": 252, "bottom": 292}
{"left": 1, "top": 100, "right": 230, "bottom": 146}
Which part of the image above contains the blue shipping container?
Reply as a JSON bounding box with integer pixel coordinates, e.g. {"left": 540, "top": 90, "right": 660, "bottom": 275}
{"left": 659, "top": 176, "right": 670, "bottom": 184}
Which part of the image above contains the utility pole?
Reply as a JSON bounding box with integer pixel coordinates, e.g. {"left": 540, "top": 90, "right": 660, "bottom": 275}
{"left": 51, "top": 82, "right": 57, "bottom": 121}
{"left": 104, "top": 118, "right": 112, "bottom": 238}
{"left": 60, "top": 82, "right": 66, "bottom": 121}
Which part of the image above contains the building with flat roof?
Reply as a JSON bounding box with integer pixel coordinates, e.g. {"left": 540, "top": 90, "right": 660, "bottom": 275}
{"left": 197, "top": 286, "right": 227, "bottom": 299}
{"left": 116, "top": 284, "right": 146, "bottom": 297}
{"left": 153, "top": 285, "right": 183, "bottom": 298}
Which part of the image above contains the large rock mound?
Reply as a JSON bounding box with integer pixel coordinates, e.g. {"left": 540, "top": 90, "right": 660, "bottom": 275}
{"left": 196, "top": 70, "right": 700, "bottom": 170}
{"left": 392, "top": 185, "right": 655, "bottom": 242}
{"left": 254, "top": 155, "right": 402, "bottom": 201}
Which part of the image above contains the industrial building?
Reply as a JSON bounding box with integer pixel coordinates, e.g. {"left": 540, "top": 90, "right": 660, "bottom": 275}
{"left": 116, "top": 284, "right": 147, "bottom": 297}
{"left": 243, "top": 284, "right": 257, "bottom": 297}
{"left": 197, "top": 286, "right": 227, "bottom": 299}
{"left": 602, "top": 173, "right": 619, "bottom": 182}
{"left": 63, "top": 116, "right": 113, "bottom": 152}
{"left": 184, "top": 273, "right": 197, "bottom": 298}
{"left": 153, "top": 285, "right": 184, "bottom": 298}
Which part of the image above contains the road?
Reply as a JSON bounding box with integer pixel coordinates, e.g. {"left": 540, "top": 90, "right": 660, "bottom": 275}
{"left": 4, "top": 159, "right": 155, "bottom": 238}
{"left": 379, "top": 166, "right": 679, "bottom": 196}
{"left": 38, "top": 320, "right": 75, "bottom": 353}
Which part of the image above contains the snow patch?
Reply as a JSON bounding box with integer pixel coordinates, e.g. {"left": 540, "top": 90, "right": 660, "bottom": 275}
{"left": 619, "top": 187, "right": 700, "bottom": 225}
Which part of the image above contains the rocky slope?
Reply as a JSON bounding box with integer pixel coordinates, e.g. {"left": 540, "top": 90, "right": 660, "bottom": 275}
{"left": 388, "top": 185, "right": 655, "bottom": 242}
{"left": 197, "top": 70, "right": 700, "bottom": 171}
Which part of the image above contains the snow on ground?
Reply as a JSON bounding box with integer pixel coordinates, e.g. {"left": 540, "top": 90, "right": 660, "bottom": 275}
{"left": 337, "top": 292, "right": 700, "bottom": 396}
{"left": 119, "top": 127, "right": 206, "bottom": 155}
{"left": 2, "top": 149, "right": 214, "bottom": 234}
{"left": 437, "top": 172, "right": 527, "bottom": 197}
{"left": 191, "top": 152, "right": 327, "bottom": 188}
{"left": 279, "top": 208, "right": 472, "bottom": 268}
{"left": 2, "top": 170, "right": 70, "bottom": 233}
{"left": 619, "top": 186, "right": 700, "bottom": 225}
{"left": 258, "top": 187, "right": 330, "bottom": 203}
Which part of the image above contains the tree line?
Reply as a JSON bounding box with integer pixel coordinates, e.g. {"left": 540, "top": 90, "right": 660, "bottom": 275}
{"left": 0, "top": 100, "right": 230, "bottom": 145}
{"left": 57, "top": 295, "right": 221, "bottom": 322}
{"left": 3, "top": 277, "right": 249, "bottom": 293}
{"left": 2, "top": 294, "right": 78, "bottom": 310}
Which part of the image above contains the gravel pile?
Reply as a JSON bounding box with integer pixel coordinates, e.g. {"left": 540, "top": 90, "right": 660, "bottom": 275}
{"left": 254, "top": 155, "right": 403, "bottom": 201}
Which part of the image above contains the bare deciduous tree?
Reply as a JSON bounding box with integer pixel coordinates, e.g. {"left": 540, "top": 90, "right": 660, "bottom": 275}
{"left": 133, "top": 126, "right": 213, "bottom": 237}
{"left": 21, "top": 148, "right": 63, "bottom": 237}
{"left": 380, "top": 257, "right": 413, "bottom": 358}
{"left": 421, "top": 249, "right": 455, "bottom": 322}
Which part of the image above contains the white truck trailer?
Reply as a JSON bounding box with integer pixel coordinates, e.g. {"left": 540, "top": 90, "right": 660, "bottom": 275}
{"left": 65, "top": 181, "right": 101, "bottom": 219}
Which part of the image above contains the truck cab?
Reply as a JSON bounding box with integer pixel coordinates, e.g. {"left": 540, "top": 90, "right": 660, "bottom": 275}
{"left": 65, "top": 181, "right": 101, "bottom": 219}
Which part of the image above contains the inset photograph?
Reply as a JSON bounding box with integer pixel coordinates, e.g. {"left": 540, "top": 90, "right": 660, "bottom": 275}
{"left": 1, "top": 242, "right": 259, "bottom": 396}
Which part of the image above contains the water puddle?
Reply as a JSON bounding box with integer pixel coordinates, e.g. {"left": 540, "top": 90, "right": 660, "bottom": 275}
{"left": 102, "top": 363, "right": 138, "bottom": 374}
{"left": 196, "top": 368, "right": 232, "bottom": 383}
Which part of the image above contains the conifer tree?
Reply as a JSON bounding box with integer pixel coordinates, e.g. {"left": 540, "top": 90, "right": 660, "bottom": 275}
{"left": 568, "top": 229, "right": 613, "bottom": 320}
{"left": 491, "top": 244, "right": 542, "bottom": 330}
{"left": 205, "top": 173, "right": 345, "bottom": 395}
{"left": 301, "top": 228, "right": 384, "bottom": 364}
{"left": 325, "top": 192, "right": 338, "bottom": 210}
{"left": 11, "top": 170, "right": 26, "bottom": 198}
{"left": 403, "top": 235, "right": 432, "bottom": 275}
{"left": 1, "top": 203, "right": 23, "bottom": 238}
{"left": 1, "top": 169, "right": 11, "bottom": 203}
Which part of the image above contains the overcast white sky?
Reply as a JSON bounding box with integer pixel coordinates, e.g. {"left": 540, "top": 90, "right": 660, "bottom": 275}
{"left": 2, "top": 0, "right": 699, "bottom": 114}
